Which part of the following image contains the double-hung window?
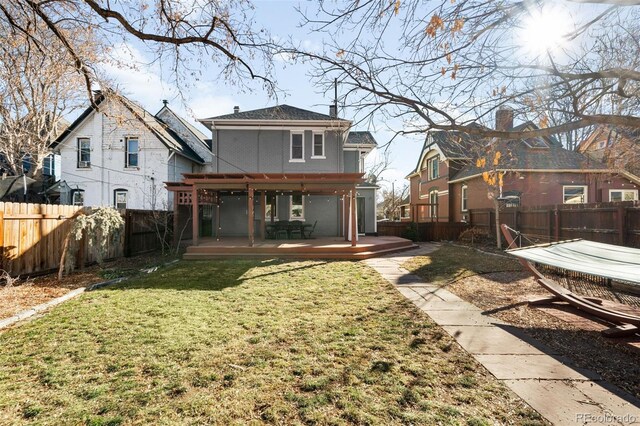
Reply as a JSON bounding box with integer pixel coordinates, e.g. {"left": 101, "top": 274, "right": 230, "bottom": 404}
{"left": 290, "top": 194, "right": 304, "bottom": 220}
{"left": 72, "top": 189, "right": 84, "bottom": 206}
{"left": 429, "top": 190, "right": 438, "bottom": 219}
{"left": 126, "top": 137, "right": 139, "bottom": 167}
{"left": 114, "top": 189, "right": 128, "bottom": 209}
{"left": 563, "top": 185, "right": 587, "bottom": 204}
{"left": 312, "top": 132, "right": 325, "bottom": 158}
{"left": 290, "top": 132, "right": 304, "bottom": 162}
{"left": 428, "top": 155, "right": 439, "bottom": 180}
{"left": 77, "top": 138, "right": 91, "bottom": 168}
{"left": 461, "top": 185, "right": 468, "bottom": 211}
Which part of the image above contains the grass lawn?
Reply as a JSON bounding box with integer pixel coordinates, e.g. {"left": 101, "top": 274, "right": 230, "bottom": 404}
{"left": 0, "top": 259, "right": 542, "bottom": 425}
{"left": 403, "top": 244, "right": 523, "bottom": 285}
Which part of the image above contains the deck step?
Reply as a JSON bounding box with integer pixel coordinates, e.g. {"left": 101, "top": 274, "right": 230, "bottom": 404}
{"left": 186, "top": 240, "right": 412, "bottom": 255}
{"left": 183, "top": 244, "right": 418, "bottom": 260}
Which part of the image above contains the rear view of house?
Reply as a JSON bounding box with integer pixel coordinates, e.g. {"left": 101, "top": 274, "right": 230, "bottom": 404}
{"left": 166, "top": 104, "right": 379, "bottom": 245}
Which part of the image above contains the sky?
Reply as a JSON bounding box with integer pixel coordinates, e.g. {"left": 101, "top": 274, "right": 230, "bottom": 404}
{"left": 97, "top": 0, "right": 425, "bottom": 194}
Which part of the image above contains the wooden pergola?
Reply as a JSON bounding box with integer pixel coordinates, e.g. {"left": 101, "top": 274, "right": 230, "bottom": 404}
{"left": 165, "top": 173, "right": 365, "bottom": 247}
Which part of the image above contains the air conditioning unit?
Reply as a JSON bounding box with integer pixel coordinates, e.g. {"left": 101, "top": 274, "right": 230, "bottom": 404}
{"left": 78, "top": 161, "right": 91, "bottom": 168}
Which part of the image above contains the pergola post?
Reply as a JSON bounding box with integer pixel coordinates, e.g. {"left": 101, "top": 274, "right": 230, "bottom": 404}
{"left": 191, "top": 185, "right": 199, "bottom": 246}
{"left": 260, "top": 191, "right": 266, "bottom": 239}
{"left": 215, "top": 191, "right": 221, "bottom": 241}
{"left": 248, "top": 187, "right": 255, "bottom": 247}
{"left": 343, "top": 194, "right": 349, "bottom": 241}
{"left": 350, "top": 188, "right": 357, "bottom": 247}
{"left": 172, "top": 191, "right": 179, "bottom": 247}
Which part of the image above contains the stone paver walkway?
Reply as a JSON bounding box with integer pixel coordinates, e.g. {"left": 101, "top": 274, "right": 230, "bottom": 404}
{"left": 365, "top": 244, "right": 640, "bottom": 425}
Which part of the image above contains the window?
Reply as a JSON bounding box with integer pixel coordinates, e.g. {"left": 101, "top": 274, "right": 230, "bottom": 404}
{"left": 114, "top": 189, "right": 128, "bottom": 209}
{"left": 563, "top": 185, "right": 588, "bottom": 204}
{"left": 266, "top": 194, "right": 278, "bottom": 219}
{"left": 126, "top": 137, "right": 139, "bottom": 167}
{"left": 428, "top": 155, "right": 439, "bottom": 180}
{"left": 77, "top": 138, "right": 90, "bottom": 168}
{"left": 290, "top": 194, "right": 304, "bottom": 219}
{"left": 429, "top": 189, "right": 438, "bottom": 219}
{"left": 609, "top": 189, "right": 638, "bottom": 202}
{"left": 72, "top": 189, "right": 84, "bottom": 206}
{"left": 401, "top": 206, "right": 410, "bottom": 219}
{"left": 312, "top": 132, "right": 325, "bottom": 158}
{"left": 290, "top": 132, "right": 304, "bottom": 161}
{"left": 43, "top": 155, "right": 54, "bottom": 176}
{"left": 359, "top": 150, "right": 367, "bottom": 173}
{"left": 461, "top": 185, "right": 468, "bottom": 211}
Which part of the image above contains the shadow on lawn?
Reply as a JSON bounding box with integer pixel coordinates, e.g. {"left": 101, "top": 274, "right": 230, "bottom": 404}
{"left": 98, "top": 259, "right": 330, "bottom": 292}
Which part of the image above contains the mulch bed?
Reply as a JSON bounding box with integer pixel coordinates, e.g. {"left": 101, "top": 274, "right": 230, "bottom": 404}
{"left": 0, "top": 254, "right": 173, "bottom": 321}
{"left": 444, "top": 269, "right": 640, "bottom": 399}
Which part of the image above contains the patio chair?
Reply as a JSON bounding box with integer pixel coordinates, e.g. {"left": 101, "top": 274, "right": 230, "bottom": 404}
{"left": 275, "top": 221, "right": 289, "bottom": 239}
{"left": 304, "top": 220, "right": 317, "bottom": 239}
{"left": 265, "top": 224, "right": 277, "bottom": 239}
{"left": 289, "top": 220, "right": 303, "bottom": 239}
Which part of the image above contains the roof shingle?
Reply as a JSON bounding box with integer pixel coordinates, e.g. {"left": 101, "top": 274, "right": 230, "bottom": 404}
{"left": 204, "top": 104, "right": 350, "bottom": 122}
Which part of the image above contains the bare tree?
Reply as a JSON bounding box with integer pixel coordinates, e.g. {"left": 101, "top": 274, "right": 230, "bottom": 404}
{"left": 0, "top": 16, "right": 86, "bottom": 178}
{"left": 288, "top": 1, "right": 640, "bottom": 141}
{"left": 378, "top": 182, "right": 408, "bottom": 220}
{"left": 1, "top": 1, "right": 277, "bottom": 106}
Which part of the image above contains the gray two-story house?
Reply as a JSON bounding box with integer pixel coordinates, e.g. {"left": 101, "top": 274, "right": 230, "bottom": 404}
{"left": 166, "top": 104, "right": 378, "bottom": 246}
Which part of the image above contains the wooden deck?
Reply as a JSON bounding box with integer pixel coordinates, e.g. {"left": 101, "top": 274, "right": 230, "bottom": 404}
{"left": 183, "top": 236, "right": 417, "bottom": 260}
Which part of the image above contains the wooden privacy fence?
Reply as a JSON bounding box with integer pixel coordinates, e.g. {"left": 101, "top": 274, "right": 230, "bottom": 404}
{"left": 469, "top": 201, "right": 640, "bottom": 248}
{"left": 377, "top": 221, "right": 469, "bottom": 241}
{"left": 0, "top": 202, "right": 172, "bottom": 277}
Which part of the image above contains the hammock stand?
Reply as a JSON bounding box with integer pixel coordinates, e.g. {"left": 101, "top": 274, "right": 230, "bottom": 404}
{"left": 500, "top": 224, "right": 640, "bottom": 338}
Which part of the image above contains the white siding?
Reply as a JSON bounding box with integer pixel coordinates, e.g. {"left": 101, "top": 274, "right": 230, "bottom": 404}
{"left": 57, "top": 100, "right": 176, "bottom": 210}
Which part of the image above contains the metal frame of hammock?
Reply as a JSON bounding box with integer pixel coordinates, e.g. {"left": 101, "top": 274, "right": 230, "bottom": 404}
{"left": 500, "top": 224, "right": 640, "bottom": 337}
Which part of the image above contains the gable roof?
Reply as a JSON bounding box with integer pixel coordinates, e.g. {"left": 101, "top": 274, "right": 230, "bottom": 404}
{"left": 407, "top": 129, "right": 485, "bottom": 177}
{"left": 202, "top": 104, "right": 351, "bottom": 123}
{"left": 157, "top": 105, "right": 209, "bottom": 145}
{"left": 53, "top": 91, "right": 204, "bottom": 164}
{"left": 346, "top": 131, "right": 377, "bottom": 146}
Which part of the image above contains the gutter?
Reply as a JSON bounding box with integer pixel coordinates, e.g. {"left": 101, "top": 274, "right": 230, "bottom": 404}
{"left": 447, "top": 168, "right": 630, "bottom": 184}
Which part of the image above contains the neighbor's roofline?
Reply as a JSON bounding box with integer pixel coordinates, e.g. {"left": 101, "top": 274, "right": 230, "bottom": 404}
{"left": 199, "top": 118, "right": 352, "bottom": 129}
{"left": 448, "top": 168, "right": 635, "bottom": 184}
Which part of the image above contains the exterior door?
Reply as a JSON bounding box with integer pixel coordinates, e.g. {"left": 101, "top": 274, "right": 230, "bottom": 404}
{"left": 357, "top": 197, "right": 365, "bottom": 235}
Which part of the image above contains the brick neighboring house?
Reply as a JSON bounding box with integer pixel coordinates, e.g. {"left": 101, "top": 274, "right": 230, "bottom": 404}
{"left": 578, "top": 126, "right": 640, "bottom": 194}
{"left": 405, "top": 111, "right": 640, "bottom": 223}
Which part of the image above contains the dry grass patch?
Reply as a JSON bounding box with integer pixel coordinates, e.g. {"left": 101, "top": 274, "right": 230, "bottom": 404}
{"left": 0, "top": 259, "right": 542, "bottom": 425}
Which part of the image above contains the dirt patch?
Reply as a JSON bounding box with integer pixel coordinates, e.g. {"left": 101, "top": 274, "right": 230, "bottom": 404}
{"left": 404, "top": 245, "right": 640, "bottom": 400}
{"left": 0, "top": 253, "right": 176, "bottom": 321}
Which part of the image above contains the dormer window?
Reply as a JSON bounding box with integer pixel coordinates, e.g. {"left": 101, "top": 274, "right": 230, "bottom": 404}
{"left": 290, "top": 131, "right": 304, "bottom": 162}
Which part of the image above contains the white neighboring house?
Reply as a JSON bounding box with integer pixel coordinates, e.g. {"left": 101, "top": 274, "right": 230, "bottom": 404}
{"left": 52, "top": 92, "right": 208, "bottom": 210}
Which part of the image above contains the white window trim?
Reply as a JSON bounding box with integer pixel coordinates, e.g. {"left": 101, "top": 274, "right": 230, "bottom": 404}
{"left": 429, "top": 189, "right": 438, "bottom": 218}
{"left": 289, "top": 131, "right": 305, "bottom": 162}
{"left": 562, "top": 185, "right": 588, "bottom": 204}
{"left": 77, "top": 137, "right": 91, "bottom": 169}
{"left": 72, "top": 190, "right": 84, "bottom": 206}
{"left": 461, "top": 185, "right": 468, "bottom": 212}
{"left": 114, "top": 189, "right": 128, "bottom": 209}
{"left": 289, "top": 195, "right": 305, "bottom": 220}
{"left": 428, "top": 156, "right": 439, "bottom": 180}
{"left": 311, "top": 131, "right": 325, "bottom": 159}
{"left": 125, "top": 136, "right": 140, "bottom": 168}
{"left": 609, "top": 189, "right": 638, "bottom": 202}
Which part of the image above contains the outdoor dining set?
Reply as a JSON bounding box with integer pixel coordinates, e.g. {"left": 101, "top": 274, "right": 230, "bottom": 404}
{"left": 266, "top": 220, "right": 317, "bottom": 239}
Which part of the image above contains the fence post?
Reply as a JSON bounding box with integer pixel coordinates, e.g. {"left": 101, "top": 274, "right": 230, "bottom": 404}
{"left": 617, "top": 205, "right": 626, "bottom": 246}
{"left": 554, "top": 205, "right": 560, "bottom": 242}
{"left": 124, "top": 210, "right": 132, "bottom": 257}
{"left": 0, "top": 211, "right": 3, "bottom": 271}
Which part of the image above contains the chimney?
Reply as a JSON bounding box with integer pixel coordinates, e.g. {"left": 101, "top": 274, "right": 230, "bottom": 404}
{"left": 233, "top": 106, "right": 240, "bottom": 114}
{"left": 495, "top": 108, "right": 514, "bottom": 131}
{"left": 329, "top": 105, "right": 337, "bottom": 118}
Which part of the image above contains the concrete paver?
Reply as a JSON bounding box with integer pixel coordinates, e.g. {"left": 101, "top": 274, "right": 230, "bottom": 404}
{"left": 364, "top": 243, "right": 640, "bottom": 424}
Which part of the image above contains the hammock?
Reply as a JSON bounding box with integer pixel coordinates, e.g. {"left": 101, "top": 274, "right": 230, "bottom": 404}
{"left": 506, "top": 239, "right": 640, "bottom": 285}
{"left": 500, "top": 225, "right": 640, "bottom": 337}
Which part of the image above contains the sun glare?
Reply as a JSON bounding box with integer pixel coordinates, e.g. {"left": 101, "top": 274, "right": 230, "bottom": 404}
{"left": 519, "top": 6, "right": 573, "bottom": 57}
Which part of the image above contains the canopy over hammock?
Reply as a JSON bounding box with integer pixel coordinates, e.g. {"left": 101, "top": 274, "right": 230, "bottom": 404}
{"left": 506, "top": 239, "right": 640, "bottom": 285}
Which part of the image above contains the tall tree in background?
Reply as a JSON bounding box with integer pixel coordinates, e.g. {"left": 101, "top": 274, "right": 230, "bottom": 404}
{"left": 0, "top": 15, "right": 86, "bottom": 177}
{"left": 292, "top": 0, "right": 640, "bottom": 141}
